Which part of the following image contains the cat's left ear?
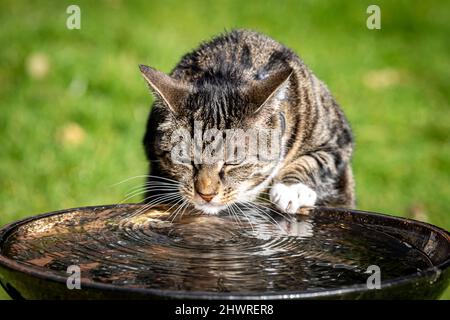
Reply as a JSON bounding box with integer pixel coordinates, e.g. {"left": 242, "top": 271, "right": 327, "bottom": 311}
{"left": 247, "top": 67, "right": 293, "bottom": 114}
{"left": 139, "top": 64, "right": 191, "bottom": 113}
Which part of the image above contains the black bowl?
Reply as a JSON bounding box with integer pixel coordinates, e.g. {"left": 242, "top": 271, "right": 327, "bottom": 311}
{"left": 0, "top": 204, "right": 448, "bottom": 300}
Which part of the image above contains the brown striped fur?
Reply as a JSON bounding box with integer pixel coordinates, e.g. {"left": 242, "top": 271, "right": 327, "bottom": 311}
{"left": 141, "top": 30, "right": 355, "bottom": 214}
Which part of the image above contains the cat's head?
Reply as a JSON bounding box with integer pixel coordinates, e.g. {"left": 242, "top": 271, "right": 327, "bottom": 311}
{"left": 140, "top": 64, "right": 293, "bottom": 214}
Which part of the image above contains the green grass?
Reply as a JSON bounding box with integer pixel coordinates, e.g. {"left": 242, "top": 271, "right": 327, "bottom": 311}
{"left": 0, "top": 0, "right": 448, "bottom": 299}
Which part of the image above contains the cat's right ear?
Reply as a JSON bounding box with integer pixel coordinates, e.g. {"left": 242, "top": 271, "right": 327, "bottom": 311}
{"left": 139, "top": 64, "right": 190, "bottom": 113}
{"left": 247, "top": 67, "right": 293, "bottom": 115}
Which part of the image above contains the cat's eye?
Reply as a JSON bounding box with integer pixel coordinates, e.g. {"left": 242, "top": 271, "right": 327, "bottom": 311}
{"left": 221, "top": 162, "right": 251, "bottom": 177}
{"left": 224, "top": 159, "right": 245, "bottom": 167}
{"left": 219, "top": 167, "right": 225, "bottom": 180}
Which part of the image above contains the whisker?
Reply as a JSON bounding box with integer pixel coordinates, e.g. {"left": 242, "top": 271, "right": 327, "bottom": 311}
{"left": 130, "top": 193, "right": 181, "bottom": 217}
{"left": 241, "top": 201, "right": 285, "bottom": 232}
{"left": 129, "top": 179, "right": 179, "bottom": 189}
{"left": 232, "top": 203, "right": 254, "bottom": 232}
{"left": 119, "top": 186, "right": 180, "bottom": 204}
{"left": 169, "top": 199, "right": 188, "bottom": 222}
{"left": 124, "top": 180, "right": 180, "bottom": 197}
{"left": 162, "top": 197, "right": 184, "bottom": 220}
{"left": 123, "top": 185, "right": 180, "bottom": 200}
{"left": 111, "top": 174, "right": 180, "bottom": 190}
{"left": 254, "top": 196, "right": 295, "bottom": 222}
{"left": 110, "top": 175, "right": 150, "bottom": 187}
{"left": 227, "top": 203, "right": 242, "bottom": 227}
{"left": 178, "top": 200, "right": 190, "bottom": 220}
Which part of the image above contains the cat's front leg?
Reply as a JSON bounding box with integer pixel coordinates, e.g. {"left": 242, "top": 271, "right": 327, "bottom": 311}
{"left": 269, "top": 182, "right": 317, "bottom": 214}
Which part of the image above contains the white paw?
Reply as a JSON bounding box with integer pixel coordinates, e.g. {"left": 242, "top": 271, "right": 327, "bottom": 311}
{"left": 270, "top": 182, "right": 317, "bottom": 214}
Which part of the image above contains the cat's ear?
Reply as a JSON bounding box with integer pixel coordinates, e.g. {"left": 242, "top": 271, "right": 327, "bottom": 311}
{"left": 247, "top": 67, "right": 293, "bottom": 114}
{"left": 139, "top": 64, "right": 190, "bottom": 113}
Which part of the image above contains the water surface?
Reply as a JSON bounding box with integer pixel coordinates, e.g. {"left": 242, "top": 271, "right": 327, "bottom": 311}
{"left": 2, "top": 205, "right": 432, "bottom": 293}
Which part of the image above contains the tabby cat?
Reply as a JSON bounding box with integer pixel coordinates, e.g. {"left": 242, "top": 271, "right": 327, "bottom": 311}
{"left": 140, "top": 30, "right": 354, "bottom": 215}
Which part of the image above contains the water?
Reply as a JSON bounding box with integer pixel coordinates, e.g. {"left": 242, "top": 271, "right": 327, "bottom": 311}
{"left": 2, "top": 205, "right": 432, "bottom": 293}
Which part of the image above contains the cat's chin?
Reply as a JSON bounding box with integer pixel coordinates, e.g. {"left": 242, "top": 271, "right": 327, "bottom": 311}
{"left": 194, "top": 203, "right": 227, "bottom": 215}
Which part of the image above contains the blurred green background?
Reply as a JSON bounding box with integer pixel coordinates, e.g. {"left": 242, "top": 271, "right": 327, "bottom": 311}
{"left": 0, "top": 0, "right": 448, "bottom": 299}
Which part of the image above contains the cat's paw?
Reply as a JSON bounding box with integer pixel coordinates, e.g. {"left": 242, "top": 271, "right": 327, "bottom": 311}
{"left": 270, "top": 182, "right": 317, "bottom": 214}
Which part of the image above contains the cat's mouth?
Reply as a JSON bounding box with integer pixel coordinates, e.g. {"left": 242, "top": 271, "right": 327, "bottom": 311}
{"left": 194, "top": 203, "right": 228, "bottom": 215}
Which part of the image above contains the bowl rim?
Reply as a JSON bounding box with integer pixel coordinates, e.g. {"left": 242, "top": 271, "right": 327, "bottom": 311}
{"left": 0, "top": 204, "right": 449, "bottom": 299}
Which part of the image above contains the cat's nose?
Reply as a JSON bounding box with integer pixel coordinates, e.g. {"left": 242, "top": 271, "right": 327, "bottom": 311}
{"left": 197, "top": 191, "right": 217, "bottom": 202}
{"left": 194, "top": 167, "right": 221, "bottom": 202}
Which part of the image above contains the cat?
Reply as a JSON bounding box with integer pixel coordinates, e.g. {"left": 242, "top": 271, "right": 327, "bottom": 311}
{"left": 140, "top": 29, "right": 355, "bottom": 215}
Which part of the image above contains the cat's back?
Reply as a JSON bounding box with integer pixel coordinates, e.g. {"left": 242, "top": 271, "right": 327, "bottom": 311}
{"left": 171, "top": 30, "right": 301, "bottom": 81}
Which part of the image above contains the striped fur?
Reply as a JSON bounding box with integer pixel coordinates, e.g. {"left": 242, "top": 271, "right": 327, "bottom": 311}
{"left": 141, "top": 30, "right": 355, "bottom": 213}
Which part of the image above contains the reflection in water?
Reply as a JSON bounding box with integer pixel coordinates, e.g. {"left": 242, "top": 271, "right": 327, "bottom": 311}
{"left": 3, "top": 205, "right": 431, "bottom": 293}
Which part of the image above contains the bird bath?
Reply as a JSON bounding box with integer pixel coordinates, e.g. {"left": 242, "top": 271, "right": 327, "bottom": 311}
{"left": 0, "top": 204, "right": 448, "bottom": 299}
